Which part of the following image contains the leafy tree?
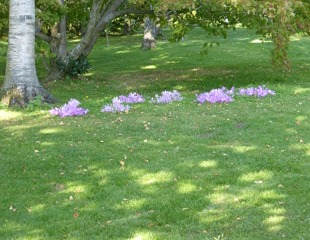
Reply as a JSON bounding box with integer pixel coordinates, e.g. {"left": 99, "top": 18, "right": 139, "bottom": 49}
{"left": 156, "top": 0, "right": 310, "bottom": 68}
{"left": 37, "top": 0, "right": 153, "bottom": 81}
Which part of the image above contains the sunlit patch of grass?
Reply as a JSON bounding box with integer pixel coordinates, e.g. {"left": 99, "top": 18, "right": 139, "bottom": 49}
{"left": 250, "top": 39, "right": 273, "bottom": 43}
{"left": 141, "top": 65, "right": 157, "bottom": 70}
{"left": 0, "top": 109, "right": 22, "bottom": 120}
{"left": 137, "top": 171, "right": 173, "bottom": 186}
{"left": 294, "top": 87, "right": 310, "bottom": 94}
{"left": 239, "top": 170, "right": 274, "bottom": 183}
{"left": 39, "top": 128, "right": 62, "bottom": 134}
{"left": 199, "top": 160, "right": 217, "bottom": 168}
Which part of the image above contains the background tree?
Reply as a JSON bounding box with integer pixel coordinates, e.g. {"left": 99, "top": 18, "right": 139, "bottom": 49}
{"left": 37, "top": 0, "right": 154, "bottom": 81}
{"left": 157, "top": 0, "right": 310, "bottom": 68}
{"left": 237, "top": 0, "right": 310, "bottom": 68}
{"left": 141, "top": 17, "right": 160, "bottom": 50}
{"left": 1, "top": 0, "right": 55, "bottom": 107}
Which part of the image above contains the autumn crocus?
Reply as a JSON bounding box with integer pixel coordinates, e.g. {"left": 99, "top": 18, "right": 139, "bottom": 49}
{"left": 50, "top": 99, "right": 89, "bottom": 117}
{"left": 118, "top": 92, "right": 145, "bottom": 103}
{"left": 196, "top": 87, "right": 235, "bottom": 104}
{"left": 238, "top": 86, "right": 276, "bottom": 97}
{"left": 150, "top": 90, "right": 183, "bottom": 103}
{"left": 101, "top": 97, "right": 130, "bottom": 113}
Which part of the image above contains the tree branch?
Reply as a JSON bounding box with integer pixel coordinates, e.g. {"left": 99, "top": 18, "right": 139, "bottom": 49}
{"left": 114, "top": 8, "right": 154, "bottom": 17}
{"left": 70, "top": 1, "right": 154, "bottom": 58}
{"left": 35, "top": 32, "right": 50, "bottom": 43}
{"left": 100, "top": 0, "right": 114, "bottom": 16}
{"left": 95, "top": 8, "right": 154, "bottom": 33}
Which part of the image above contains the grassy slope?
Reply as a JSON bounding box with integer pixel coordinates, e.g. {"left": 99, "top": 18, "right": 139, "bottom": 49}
{"left": 0, "top": 28, "right": 309, "bottom": 240}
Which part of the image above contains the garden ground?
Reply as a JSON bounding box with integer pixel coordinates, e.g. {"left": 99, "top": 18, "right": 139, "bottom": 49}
{"left": 0, "top": 27, "right": 309, "bottom": 239}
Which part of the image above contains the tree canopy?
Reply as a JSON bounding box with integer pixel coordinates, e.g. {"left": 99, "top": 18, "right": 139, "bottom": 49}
{"left": 154, "top": 0, "right": 310, "bottom": 67}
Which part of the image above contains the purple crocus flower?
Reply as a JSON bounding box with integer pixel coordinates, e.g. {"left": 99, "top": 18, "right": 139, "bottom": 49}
{"left": 238, "top": 86, "right": 276, "bottom": 97}
{"left": 150, "top": 90, "right": 183, "bottom": 103}
{"left": 49, "top": 99, "right": 89, "bottom": 117}
{"left": 118, "top": 92, "right": 145, "bottom": 103}
{"left": 101, "top": 97, "right": 131, "bottom": 113}
{"left": 196, "top": 87, "right": 235, "bottom": 104}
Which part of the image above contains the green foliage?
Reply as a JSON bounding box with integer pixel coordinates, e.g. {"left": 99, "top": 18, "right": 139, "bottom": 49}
{"left": 26, "top": 95, "right": 51, "bottom": 111}
{"left": 55, "top": 55, "right": 91, "bottom": 78}
{"left": 35, "top": 0, "right": 66, "bottom": 33}
{"left": 0, "top": 0, "right": 8, "bottom": 39}
{"left": 65, "top": 0, "right": 91, "bottom": 37}
{"left": 107, "top": 15, "right": 144, "bottom": 36}
{"left": 200, "top": 41, "right": 220, "bottom": 55}
{"left": 168, "top": 22, "right": 192, "bottom": 42}
{"left": 35, "top": 38, "right": 53, "bottom": 58}
{"left": 157, "top": 0, "right": 309, "bottom": 69}
{"left": 0, "top": 41, "right": 7, "bottom": 57}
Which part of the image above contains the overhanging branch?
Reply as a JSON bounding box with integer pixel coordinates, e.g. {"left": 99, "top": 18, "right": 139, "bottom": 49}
{"left": 94, "top": 8, "right": 154, "bottom": 33}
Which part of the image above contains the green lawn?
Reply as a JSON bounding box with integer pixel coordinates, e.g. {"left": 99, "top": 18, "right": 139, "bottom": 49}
{"left": 0, "top": 28, "right": 309, "bottom": 240}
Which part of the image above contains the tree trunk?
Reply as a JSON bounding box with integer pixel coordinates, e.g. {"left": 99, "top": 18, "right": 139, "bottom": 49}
{"left": 40, "top": 0, "right": 153, "bottom": 81}
{"left": 1, "top": 0, "right": 55, "bottom": 107}
{"left": 123, "top": 19, "right": 131, "bottom": 35}
{"left": 141, "top": 18, "right": 157, "bottom": 50}
{"left": 44, "top": 0, "right": 67, "bottom": 82}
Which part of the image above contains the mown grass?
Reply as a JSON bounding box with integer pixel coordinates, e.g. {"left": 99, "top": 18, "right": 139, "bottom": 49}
{"left": 0, "top": 27, "right": 309, "bottom": 240}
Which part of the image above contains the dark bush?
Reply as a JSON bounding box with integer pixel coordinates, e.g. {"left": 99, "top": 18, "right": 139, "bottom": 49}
{"left": 55, "top": 55, "right": 91, "bottom": 78}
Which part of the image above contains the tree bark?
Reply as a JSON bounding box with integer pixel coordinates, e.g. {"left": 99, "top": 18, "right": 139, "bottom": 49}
{"left": 44, "top": 0, "right": 67, "bottom": 82}
{"left": 39, "top": 0, "right": 154, "bottom": 81}
{"left": 69, "top": 0, "right": 127, "bottom": 59}
{"left": 68, "top": 1, "right": 154, "bottom": 59}
{"left": 1, "top": 0, "right": 55, "bottom": 107}
{"left": 141, "top": 18, "right": 157, "bottom": 50}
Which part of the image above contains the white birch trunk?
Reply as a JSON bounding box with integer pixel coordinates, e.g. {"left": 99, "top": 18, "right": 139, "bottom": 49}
{"left": 1, "top": 0, "right": 54, "bottom": 107}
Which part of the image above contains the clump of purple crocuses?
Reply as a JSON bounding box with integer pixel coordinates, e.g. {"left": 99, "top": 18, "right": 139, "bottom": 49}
{"left": 196, "top": 87, "right": 235, "bottom": 104}
{"left": 101, "top": 97, "right": 131, "bottom": 113}
{"left": 118, "top": 92, "right": 145, "bottom": 103}
{"left": 150, "top": 90, "right": 183, "bottom": 103}
{"left": 49, "top": 99, "right": 89, "bottom": 117}
{"left": 238, "top": 86, "right": 276, "bottom": 97}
